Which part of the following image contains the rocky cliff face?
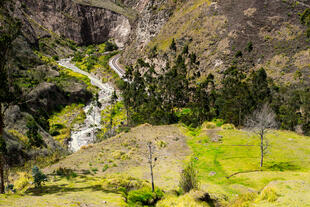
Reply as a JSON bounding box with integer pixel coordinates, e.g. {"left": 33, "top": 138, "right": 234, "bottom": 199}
{"left": 22, "top": 0, "right": 131, "bottom": 47}
{"left": 121, "top": 0, "right": 183, "bottom": 65}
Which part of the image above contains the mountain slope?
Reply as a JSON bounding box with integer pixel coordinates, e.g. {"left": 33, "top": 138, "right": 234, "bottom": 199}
{"left": 123, "top": 0, "right": 310, "bottom": 84}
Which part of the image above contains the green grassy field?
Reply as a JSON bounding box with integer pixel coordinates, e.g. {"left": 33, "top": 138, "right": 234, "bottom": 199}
{"left": 0, "top": 176, "right": 127, "bottom": 207}
{"left": 2, "top": 124, "right": 310, "bottom": 206}
{"left": 181, "top": 124, "right": 310, "bottom": 206}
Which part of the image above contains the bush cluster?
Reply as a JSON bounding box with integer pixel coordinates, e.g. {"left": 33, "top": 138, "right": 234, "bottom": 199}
{"left": 127, "top": 188, "right": 164, "bottom": 206}
{"left": 32, "top": 166, "right": 47, "bottom": 187}
{"left": 179, "top": 161, "right": 199, "bottom": 193}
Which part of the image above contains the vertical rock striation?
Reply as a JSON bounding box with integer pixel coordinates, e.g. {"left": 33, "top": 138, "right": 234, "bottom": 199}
{"left": 23, "top": 0, "right": 131, "bottom": 46}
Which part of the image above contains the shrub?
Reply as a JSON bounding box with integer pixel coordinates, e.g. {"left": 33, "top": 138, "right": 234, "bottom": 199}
{"left": 52, "top": 55, "right": 59, "bottom": 61}
{"left": 231, "top": 192, "right": 257, "bottom": 207}
{"left": 14, "top": 172, "right": 32, "bottom": 192}
{"left": 67, "top": 40, "right": 77, "bottom": 50}
{"left": 50, "top": 129, "right": 60, "bottom": 136}
{"left": 127, "top": 187, "right": 164, "bottom": 206}
{"left": 112, "top": 150, "right": 126, "bottom": 159}
{"left": 300, "top": 8, "right": 310, "bottom": 25}
{"left": 32, "top": 166, "right": 47, "bottom": 187}
{"left": 157, "top": 192, "right": 208, "bottom": 207}
{"left": 72, "top": 51, "right": 83, "bottom": 62}
{"left": 221, "top": 123, "right": 235, "bottom": 130}
{"left": 247, "top": 42, "right": 253, "bottom": 52}
{"left": 307, "top": 27, "right": 310, "bottom": 38}
{"left": 156, "top": 140, "right": 167, "bottom": 148}
{"left": 105, "top": 41, "right": 118, "bottom": 51}
{"left": 212, "top": 118, "right": 224, "bottom": 127}
{"left": 26, "top": 119, "right": 45, "bottom": 147}
{"left": 101, "top": 175, "right": 148, "bottom": 194}
{"left": 137, "top": 58, "right": 150, "bottom": 67}
{"left": 102, "top": 164, "right": 109, "bottom": 172}
{"left": 179, "top": 161, "right": 199, "bottom": 193}
{"left": 169, "top": 38, "right": 176, "bottom": 51}
{"left": 176, "top": 108, "right": 201, "bottom": 127}
{"left": 182, "top": 44, "right": 189, "bottom": 54}
{"left": 80, "top": 144, "right": 94, "bottom": 150}
{"left": 257, "top": 186, "right": 278, "bottom": 202}
{"left": 235, "top": 50, "right": 243, "bottom": 58}
{"left": 91, "top": 168, "right": 98, "bottom": 173}
{"left": 119, "top": 126, "right": 130, "bottom": 133}
{"left": 202, "top": 122, "right": 216, "bottom": 129}
{"left": 55, "top": 167, "right": 77, "bottom": 179}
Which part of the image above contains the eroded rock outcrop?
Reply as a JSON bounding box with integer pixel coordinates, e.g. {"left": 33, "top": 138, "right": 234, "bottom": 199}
{"left": 22, "top": 0, "right": 131, "bottom": 47}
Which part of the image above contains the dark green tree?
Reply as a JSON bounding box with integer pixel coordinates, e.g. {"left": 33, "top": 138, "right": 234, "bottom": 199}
{"left": 109, "top": 90, "right": 118, "bottom": 134}
{"left": 191, "top": 73, "right": 217, "bottom": 125}
{"left": 32, "top": 166, "right": 47, "bottom": 187}
{"left": 182, "top": 44, "right": 189, "bottom": 55}
{"left": 270, "top": 84, "right": 301, "bottom": 132}
{"left": 105, "top": 41, "right": 118, "bottom": 51}
{"left": 217, "top": 65, "right": 253, "bottom": 126}
{"left": 170, "top": 38, "right": 176, "bottom": 51}
{"left": 250, "top": 68, "right": 271, "bottom": 109}
{"left": 0, "top": 13, "right": 21, "bottom": 193}
{"left": 26, "top": 119, "right": 45, "bottom": 148}
{"left": 299, "top": 88, "right": 310, "bottom": 134}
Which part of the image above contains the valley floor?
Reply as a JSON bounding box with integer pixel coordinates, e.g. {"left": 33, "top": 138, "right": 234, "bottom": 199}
{"left": 1, "top": 124, "right": 310, "bottom": 206}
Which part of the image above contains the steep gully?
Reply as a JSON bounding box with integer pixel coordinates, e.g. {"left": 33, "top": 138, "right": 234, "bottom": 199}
{"left": 58, "top": 56, "right": 125, "bottom": 152}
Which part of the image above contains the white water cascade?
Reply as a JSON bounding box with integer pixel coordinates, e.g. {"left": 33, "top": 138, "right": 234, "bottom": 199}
{"left": 58, "top": 59, "right": 114, "bottom": 152}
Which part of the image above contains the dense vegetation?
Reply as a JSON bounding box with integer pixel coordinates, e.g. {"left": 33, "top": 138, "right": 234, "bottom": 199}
{"left": 119, "top": 42, "right": 310, "bottom": 135}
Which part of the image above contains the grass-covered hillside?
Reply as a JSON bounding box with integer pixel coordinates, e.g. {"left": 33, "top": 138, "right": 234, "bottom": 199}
{"left": 2, "top": 123, "right": 309, "bottom": 206}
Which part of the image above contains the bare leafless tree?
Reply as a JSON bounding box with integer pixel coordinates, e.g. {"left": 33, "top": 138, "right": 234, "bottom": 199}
{"left": 245, "top": 103, "right": 277, "bottom": 168}
{"left": 147, "top": 141, "right": 157, "bottom": 192}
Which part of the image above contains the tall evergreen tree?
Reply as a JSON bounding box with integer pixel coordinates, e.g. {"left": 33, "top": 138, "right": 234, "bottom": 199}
{"left": 170, "top": 38, "right": 176, "bottom": 51}
{"left": 191, "top": 73, "right": 216, "bottom": 124}
{"left": 250, "top": 68, "right": 271, "bottom": 109}
{"left": 0, "top": 13, "right": 21, "bottom": 194}
{"left": 217, "top": 65, "right": 253, "bottom": 126}
{"left": 109, "top": 90, "right": 118, "bottom": 134}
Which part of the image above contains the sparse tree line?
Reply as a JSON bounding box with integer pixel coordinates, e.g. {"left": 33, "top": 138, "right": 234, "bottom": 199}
{"left": 119, "top": 42, "right": 310, "bottom": 136}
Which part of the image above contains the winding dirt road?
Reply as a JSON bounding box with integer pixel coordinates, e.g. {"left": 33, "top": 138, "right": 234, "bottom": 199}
{"left": 108, "top": 54, "right": 125, "bottom": 78}
{"left": 58, "top": 58, "right": 112, "bottom": 92}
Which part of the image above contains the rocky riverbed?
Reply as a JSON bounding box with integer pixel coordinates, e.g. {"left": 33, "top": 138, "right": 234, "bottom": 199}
{"left": 58, "top": 59, "right": 114, "bottom": 152}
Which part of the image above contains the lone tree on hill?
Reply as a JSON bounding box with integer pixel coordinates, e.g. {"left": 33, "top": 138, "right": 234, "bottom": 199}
{"left": 147, "top": 141, "right": 157, "bottom": 192}
{"left": 245, "top": 103, "right": 277, "bottom": 168}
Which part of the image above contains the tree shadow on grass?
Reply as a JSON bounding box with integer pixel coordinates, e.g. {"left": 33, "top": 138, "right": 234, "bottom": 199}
{"left": 25, "top": 184, "right": 104, "bottom": 196}
{"left": 266, "top": 162, "right": 301, "bottom": 171}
